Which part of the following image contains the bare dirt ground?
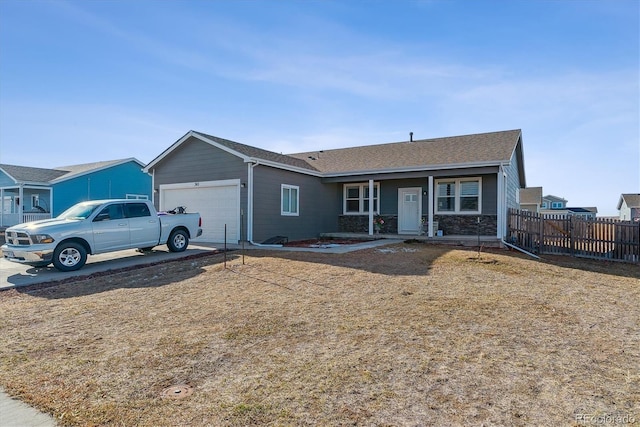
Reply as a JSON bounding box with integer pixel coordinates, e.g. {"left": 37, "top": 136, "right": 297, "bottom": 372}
{"left": 0, "top": 243, "right": 638, "bottom": 426}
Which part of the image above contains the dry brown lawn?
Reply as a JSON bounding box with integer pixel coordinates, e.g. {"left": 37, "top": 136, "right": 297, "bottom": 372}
{"left": 0, "top": 243, "right": 638, "bottom": 426}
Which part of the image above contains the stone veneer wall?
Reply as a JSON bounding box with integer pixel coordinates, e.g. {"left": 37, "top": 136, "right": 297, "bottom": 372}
{"left": 338, "top": 214, "right": 497, "bottom": 235}
{"left": 338, "top": 215, "right": 398, "bottom": 233}
{"left": 434, "top": 215, "right": 497, "bottom": 235}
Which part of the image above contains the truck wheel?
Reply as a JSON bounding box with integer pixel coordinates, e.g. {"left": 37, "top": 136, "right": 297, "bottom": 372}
{"left": 53, "top": 242, "right": 87, "bottom": 271}
{"left": 168, "top": 229, "right": 189, "bottom": 252}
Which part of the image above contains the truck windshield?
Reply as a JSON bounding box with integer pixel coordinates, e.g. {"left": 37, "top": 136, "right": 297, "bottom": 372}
{"left": 57, "top": 202, "right": 103, "bottom": 220}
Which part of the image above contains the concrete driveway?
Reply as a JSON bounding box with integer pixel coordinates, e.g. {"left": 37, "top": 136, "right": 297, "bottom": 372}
{"left": 0, "top": 244, "right": 228, "bottom": 290}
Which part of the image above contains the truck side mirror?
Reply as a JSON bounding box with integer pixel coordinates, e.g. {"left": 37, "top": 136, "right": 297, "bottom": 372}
{"left": 94, "top": 212, "right": 110, "bottom": 222}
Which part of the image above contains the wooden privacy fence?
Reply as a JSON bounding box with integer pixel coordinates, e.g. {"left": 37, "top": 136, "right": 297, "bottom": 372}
{"left": 507, "top": 208, "right": 640, "bottom": 263}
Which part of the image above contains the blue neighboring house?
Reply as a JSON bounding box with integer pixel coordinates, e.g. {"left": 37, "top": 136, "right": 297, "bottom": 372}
{"left": 0, "top": 158, "right": 151, "bottom": 227}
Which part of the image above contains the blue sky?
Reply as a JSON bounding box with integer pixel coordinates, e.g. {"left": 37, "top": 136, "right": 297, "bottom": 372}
{"left": 0, "top": 0, "right": 637, "bottom": 216}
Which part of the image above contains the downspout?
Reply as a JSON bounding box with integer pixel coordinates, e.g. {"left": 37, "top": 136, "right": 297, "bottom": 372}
{"left": 19, "top": 184, "right": 23, "bottom": 224}
{"left": 247, "top": 161, "right": 283, "bottom": 247}
{"left": 151, "top": 169, "right": 155, "bottom": 205}
{"left": 497, "top": 164, "right": 505, "bottom": 240}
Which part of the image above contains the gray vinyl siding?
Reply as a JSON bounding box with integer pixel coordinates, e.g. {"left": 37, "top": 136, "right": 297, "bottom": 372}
{"left": 504, "top": 151, "right": 523, "bottom": 210}
{"left": 252, "top": 165, "right": 339, "bottom": 242}
{"left": 149, "top": 136, "right": 249, "bottom": 235}
{"left": 151, "top": 137, "right": 248, "bottom": 187}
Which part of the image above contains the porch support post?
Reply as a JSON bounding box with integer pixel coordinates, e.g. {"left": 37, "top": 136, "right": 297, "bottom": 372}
{"left": 49, "top": 188, "right": 54, "bottom": 217}
{"left": 428, "top": 176, "right": 434, "bottom": 237}
{"left": 0, "top": 188, "right": 3, "bottom": 226}
{"left": 18, "top": 184, "right": 23, "bottom": 224}
{"left": 368, "top": 179, "right": 374, "bottom": 236}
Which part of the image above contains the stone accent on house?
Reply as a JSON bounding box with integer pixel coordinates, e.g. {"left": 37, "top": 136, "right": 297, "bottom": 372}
{"left": 434, "top": 215, "right": 497, "bottom": 236}
{"left": 339, "top": 214, "right": 497, "bottom": 236}
{"left": 339, "top": 215, "right": 398, "bottom": 234}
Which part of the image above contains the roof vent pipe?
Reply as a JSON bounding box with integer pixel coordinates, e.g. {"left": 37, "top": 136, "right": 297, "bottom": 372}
{"left": 410, "top": 132, "right": 414, "bottom": 142}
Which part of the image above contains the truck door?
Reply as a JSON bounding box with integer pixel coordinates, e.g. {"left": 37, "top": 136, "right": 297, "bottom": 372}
{"left": 125, "top": 202, "right": 158, "bottom": 248}
{"left": 92, "top": 203, "right": 130, "bottom": 252}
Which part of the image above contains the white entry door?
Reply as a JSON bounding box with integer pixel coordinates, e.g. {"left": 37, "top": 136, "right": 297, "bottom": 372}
{"left": 398, "top": 188, "right": 422, "bottom": 234}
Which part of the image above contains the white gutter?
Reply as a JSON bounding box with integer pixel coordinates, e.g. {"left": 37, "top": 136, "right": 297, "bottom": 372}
{"left": 246, "top": 161, "right": 283, "bottom": 247}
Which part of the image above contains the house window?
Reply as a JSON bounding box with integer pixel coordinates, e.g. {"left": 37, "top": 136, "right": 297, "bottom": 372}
{"left": 435, "top": 178, "right": 481, "bottom": 214}
{"left": 343, "top": 183, "right": 379, "bottom": 214}
{"left": 542, "top": 202, "right": 548, "bottom": 208}
{"left": 552, "top": 201, "right": 563, "bottom": 209}
{"left": 126, "top": 194, "right": 149, "bottom": 200}
{"left": 281, "top": 184, "right": 299, "bottom": 216}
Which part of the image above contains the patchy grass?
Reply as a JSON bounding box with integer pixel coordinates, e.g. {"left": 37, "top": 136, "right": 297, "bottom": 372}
{"left": 0, "top": 244, "right": 638, "bottom": 426}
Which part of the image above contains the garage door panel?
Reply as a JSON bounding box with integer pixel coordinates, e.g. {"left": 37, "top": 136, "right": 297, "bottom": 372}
{"left": 160, "top": 183, "right": 239, "bottom": 243}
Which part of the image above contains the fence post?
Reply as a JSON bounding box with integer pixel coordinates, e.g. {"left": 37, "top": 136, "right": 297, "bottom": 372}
{"left": 539, "top": 212, "right": 544, "bottom": 254}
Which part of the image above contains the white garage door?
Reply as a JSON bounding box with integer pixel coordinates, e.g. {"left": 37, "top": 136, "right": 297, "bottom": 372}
{"left": 160, "top": 180, "right": 240, "bottom": 243}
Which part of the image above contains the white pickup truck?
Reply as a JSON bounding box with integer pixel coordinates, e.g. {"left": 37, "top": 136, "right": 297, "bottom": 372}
{"left": 1, "top": 199, "right": 202, "bottom": 272}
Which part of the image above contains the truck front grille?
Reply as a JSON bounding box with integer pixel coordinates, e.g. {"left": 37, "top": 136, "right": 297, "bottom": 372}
{"left": 6, "top": 231, "right": 31, "bottom": 246}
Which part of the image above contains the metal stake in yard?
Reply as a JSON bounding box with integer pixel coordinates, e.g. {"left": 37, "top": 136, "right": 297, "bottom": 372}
{"left": 241, "top": 209, "right": 245, "bottom": 265}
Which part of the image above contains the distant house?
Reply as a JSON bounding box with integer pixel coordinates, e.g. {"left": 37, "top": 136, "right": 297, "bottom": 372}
{"left": 519, "top": 187, "right": 543, "bottom": 212}
{"left": 0, "top": 159, "right": 151, "bottom": 227}
{"left": 617, "top": 193, "right": 640, "bottom": 222}
{"left": 541, "top": 194, "right": 567, "bottom": 210}
{"left": 144, "top": 129, "right": 526, "bottom": 244}
{"left": 538, "top": 194, "right": 597, "bottom": 219}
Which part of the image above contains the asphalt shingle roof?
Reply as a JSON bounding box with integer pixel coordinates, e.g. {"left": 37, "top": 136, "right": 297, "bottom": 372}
{"left": 620, "top": 194, "right": 640, "bottom": 208}
{"left": 192, "top": 131, "right": 319, "bottom": 172}
{"left": 0, "top": 164, "right": 68, "bottom": 183}
{"left": 287, "top": 129, "right": 522, "bottom": 174}
{"left": 0, "top": 159, "right": 140, "bottom": 184}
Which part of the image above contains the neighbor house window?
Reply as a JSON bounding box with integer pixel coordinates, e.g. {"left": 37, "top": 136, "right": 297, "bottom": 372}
{"left": 281, "top": 184, "right": 299, "bottom": 216}
{"left": 552, "top": 201, "right": 563, "bottom": 209}
{"left": 126, "top": 194, "right": 149, "bottom": 200}
{"left": 435, "top": 178, "right": 481, "bottom": 214}
{"left": 343, "top": 183, "right": 379, "bottom": 214}
{"left": 542, "top": 202, "right": 548, "bottom": 208}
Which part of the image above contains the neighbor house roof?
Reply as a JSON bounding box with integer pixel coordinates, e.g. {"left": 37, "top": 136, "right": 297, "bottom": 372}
{"left": 543, "top": 195, "right": 568, "bottom": 203}
{"left": 146, "top": 129, "right": 524, "bottom": 180}
{"left": 0, "top": 158, "right": 145, "bottom": 185}
{"left": 617, "top": 193, "right": 640, "bottom": 210}
{"left": 0, "top": 164, "right": 68, "bottom": 184}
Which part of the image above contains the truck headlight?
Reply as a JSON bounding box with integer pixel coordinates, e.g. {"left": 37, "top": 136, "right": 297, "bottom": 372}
{"left": 31, "top": 234, "right": 55, "bottom": 244}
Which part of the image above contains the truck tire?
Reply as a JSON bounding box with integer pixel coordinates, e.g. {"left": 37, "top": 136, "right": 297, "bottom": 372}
{"left": 167, "top": 229, "right": 189, "bottom": 252}
{"left": 53, "top": 241, "right": 87, "bottom": 271}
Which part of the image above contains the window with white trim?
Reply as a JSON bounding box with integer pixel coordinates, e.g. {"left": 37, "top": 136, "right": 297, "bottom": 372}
{"left": 435, "top": 178, "right": 481, "bottom": 214}
{"left": 551, "top": 201, "right": 563, "bottom": 209}
{"left": 281, "top": 184, "right": 299, "bottom": 216}
{"left": 126, "top": 194, "right": 149, "bottom": 200}
{"left": 343, "top": 183, "right": 379, "bottom": 214}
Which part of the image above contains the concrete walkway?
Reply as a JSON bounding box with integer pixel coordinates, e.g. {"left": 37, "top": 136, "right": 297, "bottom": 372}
{"left": 0, "top": 388, "right": 56, "bottom": 427}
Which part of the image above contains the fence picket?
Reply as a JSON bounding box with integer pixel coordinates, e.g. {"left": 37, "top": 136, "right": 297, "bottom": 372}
{"left": 507, "top": 208, "right": 639, "bottom": 263}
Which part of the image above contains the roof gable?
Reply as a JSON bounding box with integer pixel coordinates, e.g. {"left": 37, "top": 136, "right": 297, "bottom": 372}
{"left": 618, "top": 193, "right": 640, "bottom": 209}
{"left": 0, "top": 164, "right": 68, "bottom": 184}
{"left": 0, "top": 158, "right": 145, "bottom": 185}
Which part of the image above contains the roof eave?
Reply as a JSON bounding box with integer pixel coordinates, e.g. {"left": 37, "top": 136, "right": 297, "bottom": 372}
{"left": 51, "top": 158, "right": 145, "bottom": 184}
{"left": 246, "top": 158, "right": 323, "bottom": 177}
{"left": 321, "top": 160, "right": 505, "bottom": 178}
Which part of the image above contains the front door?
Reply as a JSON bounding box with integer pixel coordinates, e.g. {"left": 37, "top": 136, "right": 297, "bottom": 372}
{"left": 398, "top": 188, "right": 422, "bottom": 234}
